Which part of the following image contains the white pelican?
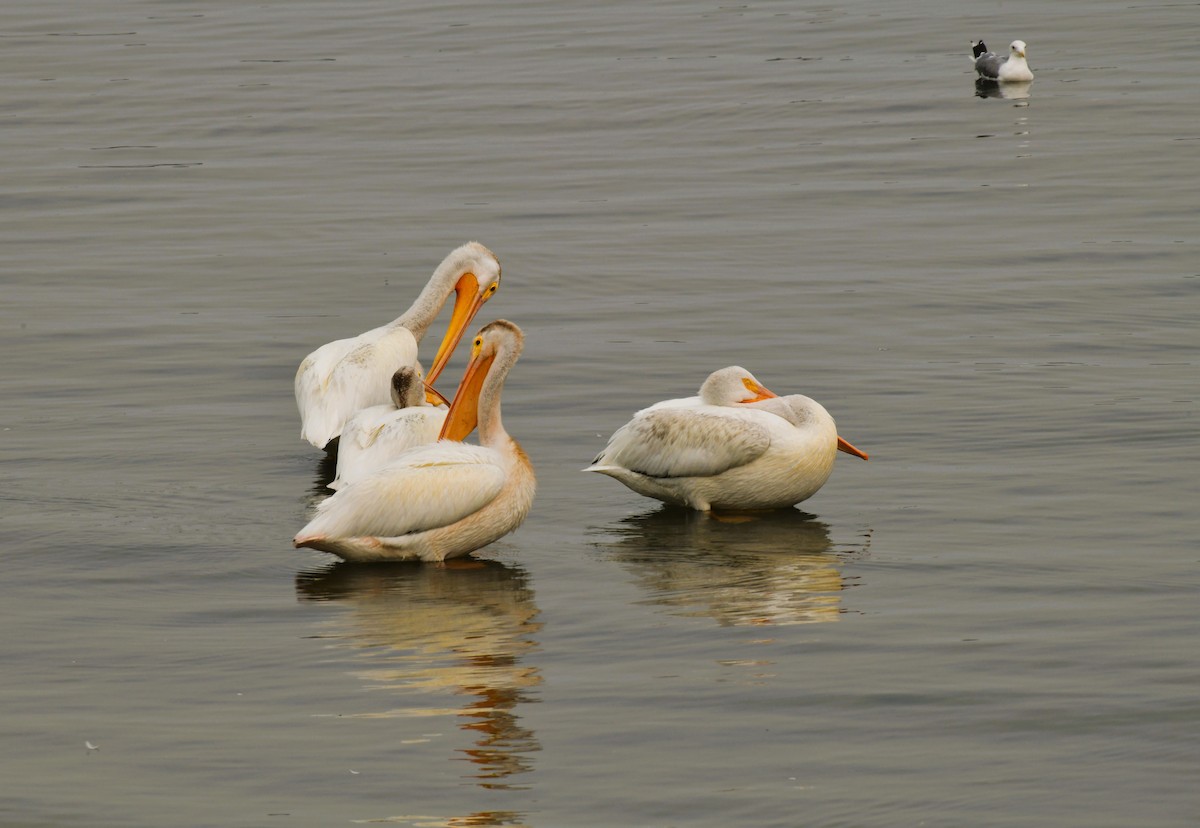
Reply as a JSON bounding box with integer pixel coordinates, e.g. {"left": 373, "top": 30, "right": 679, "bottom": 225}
{"left": 294, "top": 241, "right": 500, "bottom": 449}
{"left": 585, "top": 366, "right": 867, "bottom": 511}
{"left": 328, "top": 366, "right": 448, "bottom": 491}
{"left": 972, "top": 40, "right": 1034, "bottom": 83}
{"left": 294, "top": 320, "right": 535, "bottom": 562}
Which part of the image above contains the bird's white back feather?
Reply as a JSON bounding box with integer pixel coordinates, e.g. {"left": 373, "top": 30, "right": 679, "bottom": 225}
{"left": 295, "top": 325, "right": 419, "bottom": 448}
{"left": 299, "top": 443, "right": 507, "bottom": 540}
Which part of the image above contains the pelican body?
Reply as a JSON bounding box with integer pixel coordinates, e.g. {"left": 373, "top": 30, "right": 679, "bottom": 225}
{"left": 972, "top": 39, "right": 1034, "bottom": 83}
{"left": 586, "top": 366, "right": 867, "bottom": 512}
{"left": 329, "top": 366, "right": 447, "bottom": 491}
{"left": 294, "top": 320, "right": 535, "bottom": 562}
{"left": 295, "top": 242, "right": 500, "bottom": 449}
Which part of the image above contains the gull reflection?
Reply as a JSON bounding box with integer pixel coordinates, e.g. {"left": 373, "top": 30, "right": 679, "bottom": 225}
{"left": 296, "top": 560, "right": 542, "bottom": 790}
{"left": 975, "top": 78, "right": 1032, "bottom": 100}
{"left": 592, "top": 507, "right": 869, "bottom": 626}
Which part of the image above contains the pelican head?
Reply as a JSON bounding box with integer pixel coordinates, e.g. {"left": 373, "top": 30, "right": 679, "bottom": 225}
{"left": 786, "top": 396, "right": 869, "bottom": 461}
{"left": 423, "top": 242, "right": 502, "bottom": 387}
{"left": 440, "top": 320, "right": 525, "bottom": 443}
{"left": 389, "top": 366, "right": 428, "bottom": 409}
{"left": 708, "top": 366, "right": 869, "bottom": 461}
{"left": 1010, "top": 40, "right": 1027, "bottom": 59}
{"left": 699, "top": 366, "right": 779, "bottom": 406}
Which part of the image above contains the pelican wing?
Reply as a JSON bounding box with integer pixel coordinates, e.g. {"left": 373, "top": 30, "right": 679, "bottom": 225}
{"left": 300, "top": 443, "right": 506, "bottom": 540}
{"left": 339, "top": 404, "right": 398, "bottom": 451}
{"left": 593, "top": 408, "right": 771, "bottom": 478}
{"left": 375, "top": 407, "right": 447, "bottom": 447}
{"left": 295, "top": 328, "right": 418, "bottom": 448}
{"left": 331, "top": 406, "right": 448, "bottom": 490}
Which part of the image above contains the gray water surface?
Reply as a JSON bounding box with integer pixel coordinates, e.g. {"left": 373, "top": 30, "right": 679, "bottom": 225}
{"left": 3, "top": 1, "right": 1197, "bottom": 825}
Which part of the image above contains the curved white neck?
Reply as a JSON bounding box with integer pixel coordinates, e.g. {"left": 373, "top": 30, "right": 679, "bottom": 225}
{"left": 394, "top": 256, "right": 465, "bottom": 342}
{"left": 476, "top": 351, "right": 516, "bottom": 448}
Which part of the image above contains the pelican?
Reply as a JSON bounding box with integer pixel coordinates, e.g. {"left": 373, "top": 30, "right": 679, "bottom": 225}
{"left": 294, "top": 241, "right": 500, "bottom": 449}
{"left": 294, "top": 320, "right": 535, "bottom": 562}
{"left": 585, "top": 366, "right": 867, "bottom": 511}
{"left": 328, "top": 366, "right": 448, "bottom": 491}
{"left": 972, "top": 39, "right": 1034, "bottom": 83}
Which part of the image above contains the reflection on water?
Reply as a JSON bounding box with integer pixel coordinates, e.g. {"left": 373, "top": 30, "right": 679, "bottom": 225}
{"left": 591, "top": 507, "right": 871, "bottom": 626}
{"left": 296, "top": 560, "right": 542, "bottom": 790}
{"left": 350, "top": 810, "right": 529, "bottom": 827}
{"left": 975, "top": 78, "right": 1033, "bottom": 100}
{"left": 307, "top": 449, "right": 338, "bottom": 500}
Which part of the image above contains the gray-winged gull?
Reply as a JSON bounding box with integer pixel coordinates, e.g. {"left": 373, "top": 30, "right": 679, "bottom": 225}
{"left": 971, "top": 40, "right": 1034, "bottom": 82}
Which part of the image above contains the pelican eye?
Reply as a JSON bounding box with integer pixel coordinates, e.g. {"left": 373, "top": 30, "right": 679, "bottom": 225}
{"left": 484, "top": 282, "right": 498, "bottom": 297}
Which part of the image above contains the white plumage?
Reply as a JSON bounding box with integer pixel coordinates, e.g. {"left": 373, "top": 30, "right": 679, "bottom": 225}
{"left": 294, "top": 241, "right": 500, "bottom": 449}
{"left": 294, "top": 320, "right": 535, "bottom": 562}
{"left": 329, "top": 366, "right": 447, "bottom": 491}
{"left": 586, "top": 366, "right": 867, "bottom": 511}
{"left": 972, "top": 39, "right": 1035, "bottom": 83}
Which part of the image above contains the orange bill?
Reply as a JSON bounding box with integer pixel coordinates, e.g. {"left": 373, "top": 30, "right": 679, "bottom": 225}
{"left": 425, "top": 272, "right": 489, "bottom": 386}
{"left": 439, "top": 347, "right": 496, "bottom": 442}
{"left": 837, "top": 436, "right": 869, "bottom": 461}
{"left": 423, "top": 382, "right": 451, "bottom": 408}
{"left": 739, "top": 376, "right": 778, "bottom": 403}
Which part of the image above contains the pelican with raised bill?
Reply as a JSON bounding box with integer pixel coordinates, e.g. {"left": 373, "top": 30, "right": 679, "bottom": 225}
{"left": 586, "top": 366, "right": 867, "bottom": 512}
{"left": 294, "top": 241, "right": 500, "bottom": 449}
{"left": 972, "top": 39, "right": 1034, "bottom": 83}
{"left": 294, "top": 320, "right": 536, "bottom": 562}
{"left": 328, "top": 366, "right": 448, "bottom": 491}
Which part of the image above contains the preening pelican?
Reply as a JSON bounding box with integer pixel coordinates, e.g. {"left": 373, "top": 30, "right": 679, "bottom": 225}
{"left": 294, "top": 320, "right": 536, "bottom": 562}
{"left": 972, "top": 39, "right": 1034, "bottom": 83}
{"left": 328, "top": 366, "right": 447, "bottom": 491}
{"left": 585, "top": 366, "right": 867, "bottom": 511}
{"left": 295, "top": 241, "right": 500, "bottom": 449}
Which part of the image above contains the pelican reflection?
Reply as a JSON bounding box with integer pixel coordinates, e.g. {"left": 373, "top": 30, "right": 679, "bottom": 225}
{"left": 296, "top": 559, "right": 541, "bottom": 789}
{"left": 307, "top": 449, "right": 338, "bottom": 500}
{"left": 361, "top": 810, "right": 529, "bottom": 827}
{"left": 591, "top": 507, "right": 870, "bottom": 626}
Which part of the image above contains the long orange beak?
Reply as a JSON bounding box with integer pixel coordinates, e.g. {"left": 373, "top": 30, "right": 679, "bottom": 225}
{"left": 739, "top": 377, "right": 778, "bottom": 403}
{"left": 837, "top": 436, "right": 869, "bottom": 461}
{"left": 425, "top": 273, "right": 489, "bottom": 387}
{"left": 424, "top": 382, "right": 451, "bottom": 408}
{"left": 439, "top": 349, "right": 495, "bottom": 442}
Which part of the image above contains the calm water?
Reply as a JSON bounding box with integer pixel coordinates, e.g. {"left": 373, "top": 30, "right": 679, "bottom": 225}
{"left": 3, "top": 0, "right": 1197, "bottom": 825}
